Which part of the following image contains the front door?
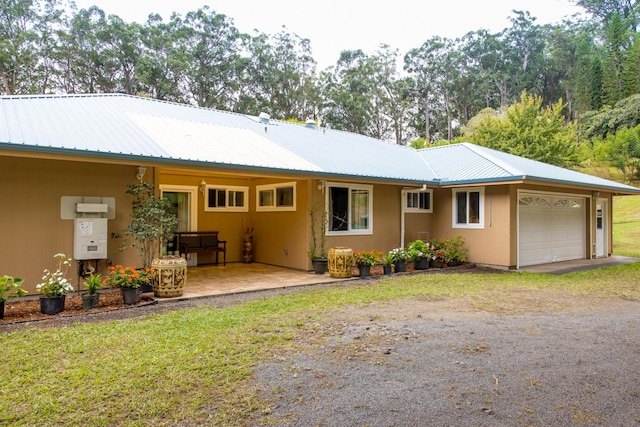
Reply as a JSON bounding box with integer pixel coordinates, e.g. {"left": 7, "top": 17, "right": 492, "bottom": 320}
{"left": 160, "top": 185, "right": 198, "bottom": 255}
{"left": 595, "top": 199, "right": 607, "bottom": 258}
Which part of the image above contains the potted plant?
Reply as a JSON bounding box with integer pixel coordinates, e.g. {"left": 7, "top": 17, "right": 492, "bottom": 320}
{"left": 353, "top": 250, "right": 382, "bottom": 277}
{"left": 0, "top": 275, "right": 27, "bottom": 319}
{"left": 124, "top": 182, "right": 179, "bottom": 269}
{"left": 308, "top": 205, "right": 328, "bottom": 274}
{"left": 429, "top": 240, "right": 446, "bottom": 268}
{"left": 36, "top": 253, "right": 74, "bottom": 315}
{"left": 81, "top": 273, "right": 102, "bottom": 310}
{"left": 408, "top": 239, "right": 430, "bottom": 270}
{"left": 107, "top": 265, "right": 143, "bottom": 304}
{"left": 389, "top": 247, "right": 410, "bottom": 272}
{"left": 382, "top": 253, "right": 394, "bottom": 275}
{"left": 443, "top": 236, "right": 468, "bottom": 266}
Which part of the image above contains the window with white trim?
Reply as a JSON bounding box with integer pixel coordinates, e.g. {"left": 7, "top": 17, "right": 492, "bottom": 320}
{"left": 452, "top": 187, "right": 484, "bottom": 229}
{"left": 205, "top": 185, "right": 248, "bottom": 212}
{"left": 405, "top": 190, "right": 433, "bottom": 213}
{"left": 327, "top": 182, "right": 373, "bottom": 235}
{"left": 256, "top": 182, "right": 296, "bottom": 211}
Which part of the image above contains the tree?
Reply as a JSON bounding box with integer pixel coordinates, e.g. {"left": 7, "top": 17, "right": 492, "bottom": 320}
{"left": 180, "top": 7, "right": 243, "bottom": 110}
{"left": 137, "top": 13, "right": 189, "bottom": 102}
{"left": 0, "top": 0, "right": 65, "bottom": 94}
{"left": 464, "top": 91, "right": 579, "bottom": 167}
{"left": 592, "top": 124, "right": 640, "bottom": 180}
{"left": 240, "top": 28, "right": 319, "bottom": 120}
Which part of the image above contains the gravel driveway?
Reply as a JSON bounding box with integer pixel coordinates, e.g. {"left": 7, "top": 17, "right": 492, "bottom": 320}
{"left": 253, "top": 299, "right": 640, "bottom": 426}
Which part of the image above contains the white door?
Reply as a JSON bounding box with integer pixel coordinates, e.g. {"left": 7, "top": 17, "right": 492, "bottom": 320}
{"left": 595, "top": 199, "right": 607, "bottom": 258}
{"left": 519, "top": 194, "right": 586, "bottom": 267}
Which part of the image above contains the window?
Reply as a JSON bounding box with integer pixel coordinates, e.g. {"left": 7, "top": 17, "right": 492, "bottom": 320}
{"left": 404, "top": 190, "right": 433, "bottom": 213}
{"left": 327, "top": 182, "right": 373, "bottom": 235}
{"left": 256, "top": 182, "right": 296, "bottom": 211}
{"left": 205, "top": 185, "right": 248, "bottom": 212}
{"left": 452, "top": 188, "right": 484, "bottom": 229}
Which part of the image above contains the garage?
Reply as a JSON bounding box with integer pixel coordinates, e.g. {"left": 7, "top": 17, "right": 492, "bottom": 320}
{"left": 518, "top": 193, "right": 586, "bottom": 267}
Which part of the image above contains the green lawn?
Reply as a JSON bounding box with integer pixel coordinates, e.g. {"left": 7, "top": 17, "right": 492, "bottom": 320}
{"left": 613, "top": 194, "right": 640, "bottom": 256}
{"left": 2, "top": 264, "right": 640, "bottom": 426}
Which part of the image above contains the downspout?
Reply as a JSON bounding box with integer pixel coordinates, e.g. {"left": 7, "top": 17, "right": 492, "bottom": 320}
{"left": 400, "top": 184, "right": 428, "bottom": 248}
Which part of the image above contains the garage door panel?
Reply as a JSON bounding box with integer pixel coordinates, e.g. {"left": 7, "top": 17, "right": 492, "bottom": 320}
{"left": 519, "top": 194, "right": 585, "bottom": 266}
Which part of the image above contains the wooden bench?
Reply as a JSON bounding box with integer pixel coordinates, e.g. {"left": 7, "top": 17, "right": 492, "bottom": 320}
{"left": 176, "top": 231, "right": 227, "bottom": 266}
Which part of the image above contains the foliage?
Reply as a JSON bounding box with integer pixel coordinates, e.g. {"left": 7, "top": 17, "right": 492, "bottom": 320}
{"left": 352, "top": 250, "right": 383, "bottom": 266}
{"left": 36, "top": 253, "right": 74, "bottom": 297}
{"left": 106, "top": 265, "right": 149, "bottom": 289}
{"left": 125, "top": 182, "right": 178, "bottom": 268}
{"left": 308, "top": 205, "right": 327, "bottom": 259}
{"left": 407, "top": 239, "right": 431, "bottom": 259}
{"left": 464, "top": 91, "right": 580, "bottom": 168}
{"left": 389, "top": 247, "right": 410, "bottom": 263}
{"left": 591, "top": 124, "right": 640, "bottom": 180}
{"left": 82, "top": 273, "right": 102, "bottom": 295}
{"left": 382, "top": 252, "right": 395, "bottom": 267}
{"left": 0, "top": 275, "right": 27, "bottom": 302}
{"left": 580, "top": 94, "right": 640, "bottom": 140}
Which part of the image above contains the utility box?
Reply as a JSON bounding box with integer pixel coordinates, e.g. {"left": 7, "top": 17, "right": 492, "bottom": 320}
{"left": 74, "top": 218, "right": 108, "bottom": 260}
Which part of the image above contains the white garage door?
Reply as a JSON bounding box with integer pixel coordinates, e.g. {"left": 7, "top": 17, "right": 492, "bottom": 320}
{"left": 519, "top": 194, "right": 586, "bottom": 267}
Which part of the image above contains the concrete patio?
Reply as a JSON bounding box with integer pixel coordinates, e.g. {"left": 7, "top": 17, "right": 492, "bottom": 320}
{"left": 151, "top": 256, "right": 640, "bottom": 303}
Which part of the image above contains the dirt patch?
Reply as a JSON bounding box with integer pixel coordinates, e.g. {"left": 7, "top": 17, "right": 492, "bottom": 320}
{"left": 254, "top": 298, "right": 640, "bottom": 426}
{"left": 0, "top": 291, "right": 156, "bottom": 326}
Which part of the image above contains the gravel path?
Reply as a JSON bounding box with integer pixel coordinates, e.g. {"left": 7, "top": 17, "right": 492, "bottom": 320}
{"left": 253, "top": 299, "right": 640, "bottom": 426}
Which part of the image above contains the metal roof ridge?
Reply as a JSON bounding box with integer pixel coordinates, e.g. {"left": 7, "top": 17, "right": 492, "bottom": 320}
{"left": 461, "top": 142, "right": 524, "bottom": 176}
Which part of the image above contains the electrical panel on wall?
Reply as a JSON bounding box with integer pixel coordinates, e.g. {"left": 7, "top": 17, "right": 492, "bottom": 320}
{"left": 74, "top": 218, "right": 108, "bottom": 260}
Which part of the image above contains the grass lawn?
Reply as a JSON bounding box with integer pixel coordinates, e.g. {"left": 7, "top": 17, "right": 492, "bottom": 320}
{"left": 613, "top": 194, "right": 640, "bottom": 256}
{"left": 2, "top": 264, "right": 640, "bottom": 426}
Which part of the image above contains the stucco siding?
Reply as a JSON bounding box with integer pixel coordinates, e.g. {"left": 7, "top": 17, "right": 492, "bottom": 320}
{"left": 0, "top": 156, "right": 142, "bottom": 293}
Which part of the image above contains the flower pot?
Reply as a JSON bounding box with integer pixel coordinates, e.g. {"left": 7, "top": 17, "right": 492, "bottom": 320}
{"left": 152, "top": 256, "right": 187, "bottom": 297}
{"left": 447, "top": 259, "right": 460, "bottom": 267}
{"left": 0, "top": 300, "right": 4, "bottom": 319}
{"left": 121, "top": 287, "right": 140, "bottom": 305}
{"left": 82, "top": 293, "right": 100, "bottom": 310}
{"left": 383, "top": 265, "right": 393, "bottom": 275}
{"left": 394, "top": 260, "right": 407, "bottom": 273}
{"left": 358, "top": 264, "right": 371, "bottom": 277}
{"left": 414, "top": 257, "right": 429, "bottom": 270}
{"left": 311, "top": 258, "right": 328, "bottom": 274}
{"left": 40, "top": 295, "right": 66, "bottom": 315}
{"left": 328, "top": 247, "right": 353, "bottom": 278}
{"left": 139, "top": 283, "right": 154, "bottom": 293}
{"left": 430, "top": 260, "right": 445, "bottom": 268}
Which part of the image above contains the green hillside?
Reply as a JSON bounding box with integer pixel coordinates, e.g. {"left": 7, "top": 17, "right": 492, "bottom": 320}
{"left": 613, "top": 195, "right": 640, "bottom": 256}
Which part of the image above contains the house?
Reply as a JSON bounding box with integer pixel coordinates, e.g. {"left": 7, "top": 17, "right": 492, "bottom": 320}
{"left": 1, "top": 94, "right": 638, "bottom": 293}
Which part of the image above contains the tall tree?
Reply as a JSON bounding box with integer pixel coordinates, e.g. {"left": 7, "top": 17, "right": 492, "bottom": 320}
{"left": 137, "top": 13, "right": 189, "bottom": 102}
{"left": 241, "top": 28, "right": 318, "bottom": 120}
{"left": 0, "top": 0, "right": 65, "bottom": 94}
{"left": 180, "top": 7, "right": 243, "bottom": 109}
{"left": 464, "top": 91, "right": 579, "bottom": 168}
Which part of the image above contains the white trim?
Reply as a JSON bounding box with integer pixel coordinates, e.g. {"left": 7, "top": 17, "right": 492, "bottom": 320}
{"left": 326, "top": 181, "right": 374, "bottom": 236}
{"left": 402, "top": 188, "right": 433, "bottom": 213}
{"left": 256, "top": 181, "right": 297, "bottom": 212}
{"left": 159, "top": 184, "right": 198, "bottom": 232}
{"left": 452, "top": 187, "right": 485, "bottom": 229}
{"left": 204, "top": 185, "right": 249, "bottom": 212}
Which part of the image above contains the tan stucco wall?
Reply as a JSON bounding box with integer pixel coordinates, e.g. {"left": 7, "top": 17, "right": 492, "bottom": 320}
{"left": 0, "top": 156, "right": 145, "bottom": 293}
{"left": 429, "top": 186, "right": 513, "bottom": 267}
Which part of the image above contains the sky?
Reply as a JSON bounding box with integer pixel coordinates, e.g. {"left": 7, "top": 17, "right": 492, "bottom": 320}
{"left": 72, "top": 0, "right": 585, "bottom": 69}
